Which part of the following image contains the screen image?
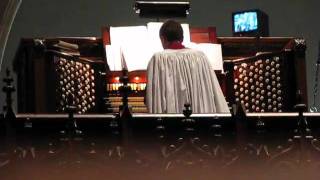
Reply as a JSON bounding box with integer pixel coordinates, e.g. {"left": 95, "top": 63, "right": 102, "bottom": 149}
{"left": 233, "top": 12, "right": 258, "bottom": 33}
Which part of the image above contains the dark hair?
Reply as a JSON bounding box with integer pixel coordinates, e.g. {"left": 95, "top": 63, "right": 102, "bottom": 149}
{"left": 159, "top": 20, "right": 184, "bottom": 42}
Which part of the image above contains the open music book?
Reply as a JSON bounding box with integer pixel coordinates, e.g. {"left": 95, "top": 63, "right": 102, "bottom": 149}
{"left": 53, "top": 40, "right": 80, "bottom": 56}
{"left": 105, "top": 22, "right": 223, "bottom": 72}
{"left": 184, "top": 42, "right": 224, "bottom": 72}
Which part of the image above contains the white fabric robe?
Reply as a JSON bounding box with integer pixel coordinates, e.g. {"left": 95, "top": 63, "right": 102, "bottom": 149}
{"left": 146, "top": 49, "right": 230, "bottom": 114}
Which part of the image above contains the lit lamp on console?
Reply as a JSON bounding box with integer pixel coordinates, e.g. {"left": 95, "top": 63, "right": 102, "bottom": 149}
{"left": 128, "top": 72, "right": 147, "bottom": 92}
{"left": 133, "top": 76, "right": 140, "bottom": 91}
{"left": 113, "top": 76, "right": 120, "bottom": 91}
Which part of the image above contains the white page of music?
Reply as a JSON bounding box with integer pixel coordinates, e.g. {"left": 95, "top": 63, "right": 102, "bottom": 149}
{"left": 107, "top": 26, "right": 154, "bottom": 71}
{"left": 106, "top": 23, "right": 192, "bottom": 71}
{"left": 185, "top": 42, "right": 224, "bottom": 72}
{"left": 105, "top": 44, "right": 122, "bottom": 71}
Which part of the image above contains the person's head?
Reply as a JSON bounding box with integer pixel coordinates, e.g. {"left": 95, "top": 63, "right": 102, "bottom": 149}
{"left": 159, "top": 20, "right": 184, "bottom": 49}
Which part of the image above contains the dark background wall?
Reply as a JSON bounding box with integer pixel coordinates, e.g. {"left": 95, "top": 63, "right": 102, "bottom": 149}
{"left": 1, "top": 0, "right": 320, "bottom": 111}
{"left": 0, "top": 0, "right": 9, "bottom": 18}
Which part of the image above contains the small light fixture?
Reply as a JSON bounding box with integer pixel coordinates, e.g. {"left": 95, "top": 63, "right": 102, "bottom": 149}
{"left": 134, "top": 1, "right": 190, "bottom": 18}
{"left": 134, "top": 76, "right": 140, "bottom": 83}
{"left": 114, "top": 76, "right": 120, "bottom": 83}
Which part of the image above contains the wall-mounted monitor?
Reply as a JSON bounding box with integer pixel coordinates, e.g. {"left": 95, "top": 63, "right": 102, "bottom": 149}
{"left": 232, "top": 9, "right": 269, "bottom": 37}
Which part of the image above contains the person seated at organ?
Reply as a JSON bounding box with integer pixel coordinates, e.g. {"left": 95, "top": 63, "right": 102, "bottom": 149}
{"left": 146, "top": 20, "right": 229, "bottom": 114}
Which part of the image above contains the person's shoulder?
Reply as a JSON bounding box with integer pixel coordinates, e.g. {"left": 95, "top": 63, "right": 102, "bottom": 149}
{"left": 150, "top": 50, "right": 170, "bottom": 61}
{"left": 153, "top": 49, "right": 178, "bottom": 56}
{"left": 182, "top": 48, "right": 207, "bottom": 57}
{"left": 152, "top": 49, "right": 205, "bottom": 57}
{"left": 184, "top": 48, "right": 203, "bottom": 53}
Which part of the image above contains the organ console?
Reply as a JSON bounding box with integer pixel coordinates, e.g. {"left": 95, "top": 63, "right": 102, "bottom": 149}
{"left": 14, "top": 37, "right": 107, "bottom": 113}
{"left": 3, "top": 30, "right": 317, "bottom": 179}
{"left": 13, "top": 28, "right": 307, "bottom": 114}
{"left": 221, "top": 37, "right": 308, "bottom": 112}
{"left": 102, "top": 26, "right": 224, "bottom": 113}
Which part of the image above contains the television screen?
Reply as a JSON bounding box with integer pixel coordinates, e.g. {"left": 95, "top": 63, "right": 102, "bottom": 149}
{"left": 233, "top": 11, "right": 258, "bottom": 33}
{"left": 232, "top": 9, "right": 269, "bottom": 37}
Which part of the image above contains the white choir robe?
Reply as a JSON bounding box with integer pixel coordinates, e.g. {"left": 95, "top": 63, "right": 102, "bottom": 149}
{"left": 146, "top": 48, "right": 230, "bottom": 114}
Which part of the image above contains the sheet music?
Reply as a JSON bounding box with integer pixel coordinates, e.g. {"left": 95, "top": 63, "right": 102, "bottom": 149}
{"left": 105, "top": 45, "right": 122, "bottom": 71}
{"left": 120, "top": 48, "right": 128, "bottom": 70}
{"left": 185, "top": 42, "right": 224, "bottom": 72}
{"left": 108, "top": 26, "right": 153, "bottom": 71}
{"left": 105, "top": 23, "right": 223, "bottom": 72}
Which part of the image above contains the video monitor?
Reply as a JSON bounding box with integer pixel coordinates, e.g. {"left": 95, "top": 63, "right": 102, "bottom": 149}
{"left": 232, "top": 9, "right": 269, "bottom": 37}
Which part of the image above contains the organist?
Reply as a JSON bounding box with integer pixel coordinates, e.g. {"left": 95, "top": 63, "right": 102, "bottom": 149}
{"left": 146, "top": 20, "right": 229, "bottom": 114}
{"left": 104, "top": 21, "right": 230, "bottom": 114}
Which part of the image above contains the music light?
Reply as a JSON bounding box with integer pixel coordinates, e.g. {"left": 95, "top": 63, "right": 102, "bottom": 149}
{"left": 114, "top": 76, "right": 120, "bottom": 83}
{"left": 134, "top": 1, "right": 190, "bottom": 18}
{"left": 134, "top": 76, "right": 140, "bottom": 83}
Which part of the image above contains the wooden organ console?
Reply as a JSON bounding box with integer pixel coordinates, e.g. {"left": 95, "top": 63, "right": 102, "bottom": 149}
{"left": 14, "top": 38, "right": 107, "bottom": 113}
{"left": 102, "top": 26, "right": 307, "bottom": 113}
{"left": 13, "top": 28, "right": 307, "bottom": 114}
{"left": 221, "top": 37, "right": 308, "bottom": 112}
{"left": 3, "top": 29, "right": 317, "bottom": 180}
{"left": 101, "top": 26, "right": 225, "bottom": 113}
